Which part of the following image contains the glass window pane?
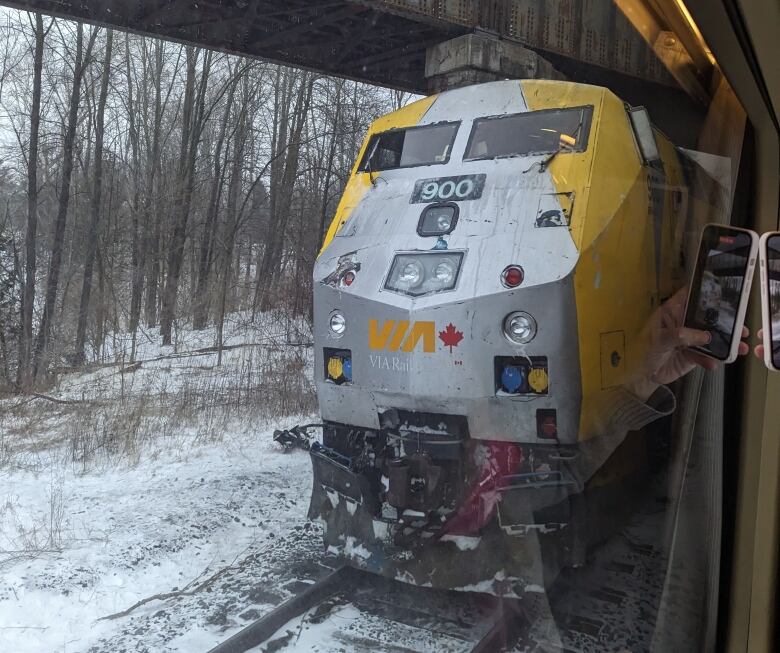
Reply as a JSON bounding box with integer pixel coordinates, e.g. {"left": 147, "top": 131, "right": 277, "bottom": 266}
{"left": 465, "top": 106, "right": 593, "bottom": 160}
{"left": 2, "top": 1, "right": 763, "bottom": 652}
{"left": 360, "top": 122, "right": 459, "bottom": 171}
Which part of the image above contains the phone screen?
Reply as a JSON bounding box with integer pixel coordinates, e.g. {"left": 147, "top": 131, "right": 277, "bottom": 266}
{"left": 685, "top": 226, "right": 754, "bottom": 360}
{"left": 766, "top": 235, "right": 780, "bottom": 369}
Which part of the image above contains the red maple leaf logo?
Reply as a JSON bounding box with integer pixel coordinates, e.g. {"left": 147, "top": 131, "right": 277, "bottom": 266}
{"left": 438, "top": 323, "right": 464, "bottom": 353}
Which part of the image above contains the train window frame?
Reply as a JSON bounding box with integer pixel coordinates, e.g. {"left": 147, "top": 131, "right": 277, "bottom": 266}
{"left": 462, "top": 105, "right": 594, "bottom": 162}
{"left": 358, "top": 120, "right": 461, "bottom": 172}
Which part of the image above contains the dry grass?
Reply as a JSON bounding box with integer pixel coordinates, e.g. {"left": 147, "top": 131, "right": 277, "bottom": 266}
{"left": 0, "top": 479, "right": 66, "bottom": 566}
{"left": 0, "top": 317, "right": 317, "bottom": 568}
{"left": 0, "top": 341, "right": 317, "bottom": 472}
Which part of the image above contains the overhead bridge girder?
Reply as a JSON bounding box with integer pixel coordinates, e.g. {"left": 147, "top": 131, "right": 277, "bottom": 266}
{"left": 0, "top": 0, "right": 712, "bottom": 100}
{"left": 0, "top": 0, "right": 465, "bottom": 92}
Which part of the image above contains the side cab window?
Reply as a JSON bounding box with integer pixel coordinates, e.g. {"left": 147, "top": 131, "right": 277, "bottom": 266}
{"left": 627, "top": 106, "right": 663, "bottom": 167}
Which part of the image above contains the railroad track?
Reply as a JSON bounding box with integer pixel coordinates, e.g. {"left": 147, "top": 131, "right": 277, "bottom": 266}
{"left": 206, "top": 565, "right": 526, "bottom": 653}
{"left": 206, "top": 474, "right": 672, "bottom": 653}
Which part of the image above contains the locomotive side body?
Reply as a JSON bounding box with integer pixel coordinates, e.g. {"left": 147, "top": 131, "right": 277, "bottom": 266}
{"left": 308, "top": 80, "right": 688, "bottom": 592}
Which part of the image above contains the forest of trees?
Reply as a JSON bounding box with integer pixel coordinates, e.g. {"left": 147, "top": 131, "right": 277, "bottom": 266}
{"left": 0, "top": 10, "right": 405, "bottom": 391}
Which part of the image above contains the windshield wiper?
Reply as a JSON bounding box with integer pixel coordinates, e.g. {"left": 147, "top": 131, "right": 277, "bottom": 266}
{"left": 364, "top": 139, "right": 380, "bottom": 186}
{"left": 522, "top": 147, "right": 563, "bottom": 174}
{"left": 525, "top": 116, "right": 584, "bottom": 174}
{"left": 538, "top": 148, "right": 562, "bottom": 172}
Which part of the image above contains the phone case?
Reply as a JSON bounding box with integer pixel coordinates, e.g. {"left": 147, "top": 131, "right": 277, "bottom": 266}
{"left": 684, "top": 224, "right": 759, "bottom": 364}
{"left": 759, "top": 232, "right": 780, "bottom": 371}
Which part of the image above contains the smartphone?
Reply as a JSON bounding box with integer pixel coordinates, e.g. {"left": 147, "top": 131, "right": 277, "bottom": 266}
{"left": 684, "top": 224, "right": 758, "bottom": 363}
{"left": 759, "top": 231, "right": 780, "bottom": 371}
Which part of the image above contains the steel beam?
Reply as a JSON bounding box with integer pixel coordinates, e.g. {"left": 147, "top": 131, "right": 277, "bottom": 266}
{"left": 0, "top": 0, "right": 702, "bottom": 97}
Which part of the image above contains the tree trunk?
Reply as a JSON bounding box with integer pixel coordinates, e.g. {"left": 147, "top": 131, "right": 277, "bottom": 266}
{"left": 144, "top": 41, "right": 165, "bottom": 329}
{"left": 74, "top": 30, "right": 113, "bottom": 365}
{"left": 17, "top": 13, "right": 45, "bottom": 389}
{"left": 217, "top": 79, "right": 249, "bottom": 363}
{"left": 160, "top": 48, "right": 211, "bottom": 345}
{"left": 33, "top": 24, "right": 97, "bottom": 379}
{"left": 253, "top": 72, "right": 314, "bottom": 314}
{"left": 193, "top": 76, "right": 237, "bottom": 330}
{"left": 126, "top": 35, "right": 143, "bottom": 359}
{"left": 318, "top": 79, "right": 343, "bottom": 245}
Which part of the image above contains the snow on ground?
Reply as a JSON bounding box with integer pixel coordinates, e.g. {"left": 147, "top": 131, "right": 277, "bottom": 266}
{"left": 0, "top": 314, "right": 327, "bottom": 653}
{"left": 96, "top": 310, "right": 310, "bottom": 367}
{"left": 1, "top": 430, "right": 319, "bottom": 653}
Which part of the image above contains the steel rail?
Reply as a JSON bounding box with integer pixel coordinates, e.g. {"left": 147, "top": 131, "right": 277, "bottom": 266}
{"left": 206, "top": 563, "right": 526, "bottom": 653}
{"left": 205, "top": 566, "right": 360, "bottom": 653}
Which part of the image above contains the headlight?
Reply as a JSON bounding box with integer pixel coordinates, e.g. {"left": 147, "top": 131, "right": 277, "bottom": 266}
{"left": 434, "top": 260, "right": 456, "bottom": 284}
{"left": 503, "top": 311, "right": 537, "bottom": 344}
{"left": 398, "top": 260, "right": 424, "bottom": 288}
{"left": 329, "top": 311, "right": 346, "bottom": 336}
{"left": 385, "top": 252, "right": 464, "bottom": 297}
{"left": 417, "top": 204, "right": 458, "bottom": 237}
{"left": 437, "top": 212, "right": 453, "bottom": 231}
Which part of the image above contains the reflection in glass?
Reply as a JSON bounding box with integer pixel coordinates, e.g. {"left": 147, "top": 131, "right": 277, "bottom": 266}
{"left": 1, "top": 0, "right": 756, "bottom": 651}
{"left": 685, "top": 228, "right": 754, "bottom": 360}
{"left": 767, "top": 235, "right": 780, "bottom": 369}
{"left": 464, "top": 106, "right": 592, "bottom": 160}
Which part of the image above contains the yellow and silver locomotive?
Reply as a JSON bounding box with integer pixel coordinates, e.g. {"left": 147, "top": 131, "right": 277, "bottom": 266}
{"left": 308, "top": 79, "right": 708, "bottom": 594}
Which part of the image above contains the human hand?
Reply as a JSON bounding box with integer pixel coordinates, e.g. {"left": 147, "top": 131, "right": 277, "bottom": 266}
{"left": 755, "top": 328, "right": 765, "bottom": 359}
{"left": 626, "top": 287, "right": 749, "bottom": 401}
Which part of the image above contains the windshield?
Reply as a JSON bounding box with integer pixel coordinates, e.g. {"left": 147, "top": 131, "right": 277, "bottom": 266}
{"left": 359, "top": 121, "right": 459, "bottom": 171}
{"left": 465, "top": 106, "right": 593, "bottom": 160}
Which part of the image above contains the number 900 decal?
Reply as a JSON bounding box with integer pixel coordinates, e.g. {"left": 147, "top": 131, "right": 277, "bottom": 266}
{"left": 410, "top": 174, "right": 486, "bottom": 204}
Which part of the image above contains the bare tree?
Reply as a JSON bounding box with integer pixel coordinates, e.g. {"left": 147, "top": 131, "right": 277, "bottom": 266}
{"left": 32, "top": 23, "right": 98, "bottom": 378}
{"left": 159, "top": 47, "right": 211, "bottom": 345}
{"left": 17, "top": 13, "right": 46, "bottom": 388}
{"left": 192, "top": 69, "right": 238, "bottom": 330}
{"left": 142, "top": 40, "right": 170, "bottom": 330}
{"left": 0, "top": 8, "right": 396, "bottom": 388}
{"left": 74, "top": 29, "right": 112, "bottom": 364}
{"left": 253, "top": 69, "right": 314, "bottom": 314}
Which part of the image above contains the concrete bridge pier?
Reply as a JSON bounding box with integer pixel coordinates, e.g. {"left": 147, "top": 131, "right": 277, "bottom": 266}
{"left": 425, "top": 31, "right": 564, "bottom": 94}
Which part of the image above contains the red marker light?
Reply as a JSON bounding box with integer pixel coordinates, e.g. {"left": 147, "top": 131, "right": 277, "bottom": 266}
{"left": 501, "top": 265, "right": 524, "bottom": 288}
{"left": 536, "top": 409, "right": 558, "bottom": 439}
{"left": 341, "top": 271, "right": 356, "bottom": 287}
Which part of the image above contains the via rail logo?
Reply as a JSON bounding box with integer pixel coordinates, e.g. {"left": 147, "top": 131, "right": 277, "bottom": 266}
{"left": 368, "top": 319, "right": 463, "bottom": 354}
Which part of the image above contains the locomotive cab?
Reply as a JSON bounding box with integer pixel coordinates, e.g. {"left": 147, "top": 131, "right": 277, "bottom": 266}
{"left": 308, "top": 79, "right": 702, "bottom": 593}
